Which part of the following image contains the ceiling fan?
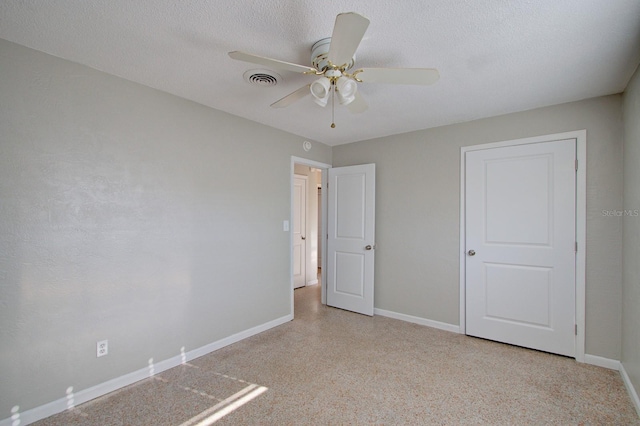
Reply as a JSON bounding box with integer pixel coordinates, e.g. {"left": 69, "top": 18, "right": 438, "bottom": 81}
{"left": 229, "top": 12, "right": 439, "bottom": 128}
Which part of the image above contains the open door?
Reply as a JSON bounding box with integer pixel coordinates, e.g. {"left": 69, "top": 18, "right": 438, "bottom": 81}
{"left": 292, "top": 175, "right": 307, "bottom": 289}
{"left": 326, "top": 164, "right": 376, "bottom": 316}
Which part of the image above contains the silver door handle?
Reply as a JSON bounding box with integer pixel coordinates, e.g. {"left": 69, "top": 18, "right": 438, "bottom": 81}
{"left": 365, "top": 245, "right": 374, "bottom": 250}
{"left": 468, "top": 249, "right": 476, "bottom": 256}
{"left": 301, "top": 236, "right": 306, "bottom": 240}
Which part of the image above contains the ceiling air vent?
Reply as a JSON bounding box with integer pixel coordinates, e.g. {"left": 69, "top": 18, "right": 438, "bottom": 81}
{"left": 243, "top": 69, "right": 281, "bottom": 87}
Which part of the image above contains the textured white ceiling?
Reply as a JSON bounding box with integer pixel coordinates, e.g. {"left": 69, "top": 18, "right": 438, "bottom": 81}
{"left": 1, "top": 0, "right": 639, "bottom": 146}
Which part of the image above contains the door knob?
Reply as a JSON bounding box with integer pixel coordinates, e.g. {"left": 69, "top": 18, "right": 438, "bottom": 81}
{"left": 468, "top": 249, "right": 476, "bottom": 256}
{"left": 365, "top": 245, "right": 373, "bottom": 250}
{"left": 301, "top": 236, "right": 306, "bottom": 240}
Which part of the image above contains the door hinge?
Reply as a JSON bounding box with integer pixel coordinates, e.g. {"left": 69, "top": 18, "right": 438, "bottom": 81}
{"left": 575, "top": 159, "right": 578, "bottom": 172}
{"left": 575, "top": 242, "right": 578, "bottom": 252}
{"left": 575, "top": 324, "right": 578, "bottom": 335}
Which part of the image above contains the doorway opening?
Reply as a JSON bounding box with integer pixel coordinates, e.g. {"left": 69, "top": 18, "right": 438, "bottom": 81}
{"left": 290, "top": 156, "right": 330, "bottom": 316}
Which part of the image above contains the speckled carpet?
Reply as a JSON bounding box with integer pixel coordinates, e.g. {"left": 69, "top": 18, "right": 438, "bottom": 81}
{"left": 34, "top": 284, "right": 639, "bottom": 425}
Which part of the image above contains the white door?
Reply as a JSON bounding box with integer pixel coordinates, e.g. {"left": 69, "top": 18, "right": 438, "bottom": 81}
{"left": 317, "top": 188, "right": 322, "bottom": 267}
{"left": 465, "top": 139, "right": 576, "bottom": 357}
{"left": 293, "top": 175, "right": 307, "bottom": 289}
{"left": 327, "top": 164, "right": 376, "bottom": 316}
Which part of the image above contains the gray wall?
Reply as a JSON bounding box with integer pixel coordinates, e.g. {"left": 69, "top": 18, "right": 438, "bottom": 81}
{"left": 622, "top": 64, "right": 640, "bottom": 403}
{"left": 333, "top": 95, "right": 624, "bottom": 360}
{"left": 0, "top": 39, "right": 331, "bottom": 414}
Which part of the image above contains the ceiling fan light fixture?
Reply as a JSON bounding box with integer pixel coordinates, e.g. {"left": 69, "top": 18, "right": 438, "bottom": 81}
{"left": 310, "top": 77, "right": 331, "bottom": 107}
{"left": 336, "top": 76, "right": 357, "bottom": 105}
{"left": 229, "top": 13, "right": 439, "bottom": 118}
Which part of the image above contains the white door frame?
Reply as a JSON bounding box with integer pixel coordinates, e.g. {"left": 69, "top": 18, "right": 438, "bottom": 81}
{"left": 459, "top": 130, "right": 586, "bottom": 362}
{"left": 290, "top": 156, "right": 331, "bottom": 316}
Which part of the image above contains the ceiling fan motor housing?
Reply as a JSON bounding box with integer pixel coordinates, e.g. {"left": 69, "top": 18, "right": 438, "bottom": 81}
{"left": 311, "top": 38, "right": 355, "bottom": 71}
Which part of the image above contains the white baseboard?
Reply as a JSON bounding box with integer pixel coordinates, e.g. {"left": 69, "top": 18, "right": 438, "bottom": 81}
{"left": 183, "top": 314, "right": 292, "bottom": 361}
{"left": 581, "top": 355, "right": 640, "bottom": 418}
{"left": 374, "top": 308, "right": 460, "bottom": 334}
{"left": 620, "top": 363, "right": 640, "bottom": 418}
{"left": 0, "top": 314, "right": 292, "bottom": 426}
{"left": 583, "top": 354, "right": 621, "bottom": 370}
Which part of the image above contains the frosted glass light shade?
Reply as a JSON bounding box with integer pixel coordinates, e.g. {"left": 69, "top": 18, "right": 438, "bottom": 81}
{"left": 336, "top": 76, "right": 357, "bottom": 105}
{"left": 310, "top": 77, "right": 331, "bottom": 107}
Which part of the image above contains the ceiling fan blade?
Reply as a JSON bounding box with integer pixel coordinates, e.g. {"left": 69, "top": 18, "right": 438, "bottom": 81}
{"left": 346, "top": 92, "right": 368, "bottom": 114}
{"left": 327, "top": 12, "right": 370, "bottom": 67}
{"left": 229, "top": 51, "right": 316, "bottom": 74}
{"left": 357, "top": 68, "right": 440, "bottom": 85}
{"left": 271, "top": 84, "right": 311, "bottom": 108}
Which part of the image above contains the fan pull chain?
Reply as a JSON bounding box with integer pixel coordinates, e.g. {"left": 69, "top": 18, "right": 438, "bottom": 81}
{"left": 331, "top": 81, "right": 336, "bottom": 128}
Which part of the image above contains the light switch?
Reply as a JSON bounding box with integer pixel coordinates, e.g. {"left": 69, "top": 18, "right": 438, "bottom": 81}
{"left": 283, "top": 220, "right": 289, "bottom": 231}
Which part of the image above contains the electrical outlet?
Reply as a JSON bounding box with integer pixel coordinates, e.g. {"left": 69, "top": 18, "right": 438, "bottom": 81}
{"left": 97, "top": 340, "right": 108, "bottom": 357}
